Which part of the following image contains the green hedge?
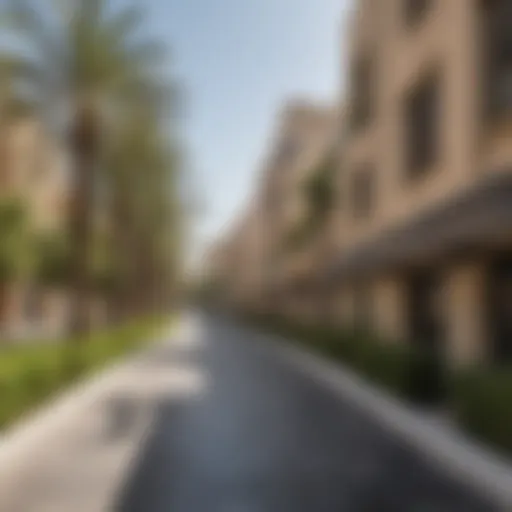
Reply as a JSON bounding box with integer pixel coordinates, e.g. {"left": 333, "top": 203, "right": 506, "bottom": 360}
{"left": 246, "top": 314, "right": 447, "bottom": 405}
{"left": 245, "top": 313, "right": 512, "bottom": 454}
{"left": 247, "top": 313, "right": 512, "bottom": 454}
{"left": 0, "top": 317, "right": 166, "bottom": 429}
{"left": 453, "top": 368, "right": 512, "bottom": 455}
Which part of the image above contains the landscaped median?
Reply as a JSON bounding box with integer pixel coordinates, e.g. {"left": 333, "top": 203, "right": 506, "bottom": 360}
{"left": 0, "top": 317, "right": 167, "bottom": 430}
{"left": 245, "top": 313, "right": 512, "bottom": 457}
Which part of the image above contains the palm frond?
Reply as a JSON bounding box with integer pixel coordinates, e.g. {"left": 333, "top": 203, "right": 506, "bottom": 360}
{"left": 2, "top": 0, "right": 63, "bottom": 63}
{"left": 77, "top": 0, "right": 110, "bottom": 26}
{"left": 105, "top": 4, "right": 144, "bottom": 46}
{"left": 124, "top": 39, "right": 168, "bottom": 71}
{"left": 0, "top": 53, "right": 45, "bottom": 83}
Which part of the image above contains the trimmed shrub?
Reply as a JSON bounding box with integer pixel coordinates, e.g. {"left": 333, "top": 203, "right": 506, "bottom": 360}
{"left": 357, "top": 341, "right": 410, "bottom": 396}
{"left": 453, "top": 368, "right": 512, "bottom": 455}
{"left": 246, "top": 314, "right": 447, "bottom": 405}
{"left": 245, "top": 312, "right": 512, "bottom": 453}
{"left": 406, "top": 347, "right": 446, "bottom": 405}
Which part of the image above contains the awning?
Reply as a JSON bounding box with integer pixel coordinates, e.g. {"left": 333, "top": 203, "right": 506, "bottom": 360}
{"left": 329, "top": 172, "right": 512, "bottom": 281}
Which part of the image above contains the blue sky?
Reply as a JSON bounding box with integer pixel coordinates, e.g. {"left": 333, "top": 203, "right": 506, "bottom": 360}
{"left": 145, "top": 0, "right": 352, "bottom": 264}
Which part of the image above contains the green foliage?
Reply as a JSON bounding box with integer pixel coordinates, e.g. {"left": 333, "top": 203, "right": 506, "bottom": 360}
{"left": 248, "top": 314, "right": 446, "bottom": 405}
{"left": 1, "top": 0, "right": 168, "bottom": 104}
{"left": 105, "top": 97, "right": 183, "bottom": 305}
{"left": 313, "top": 330, "right": 422, "bottom": 398}
{"left": 283, "top": 156, "right": 335, "bottom": 253}
{"left": 1, "top": 0, "right": 183, "bottom": 319}
{"left": 252, "top": 313, "right": 512, "bottom": 452}
{"left": 304, "top": 157, "right": 334, "bottom": 221}
{"left": 453, "top": 368, "right": 512, "bottom": 455}
{"left": 405, "top": 348, "right": 447, "bottom": 404}
{"left": 0, "top": 317, "right": 165, "bottom": 429}
{"left": 33, "top": 232, "right": 72, "bottom": 287}
{"left": 0, "top": 198, "right": 33, "bottom": 282}
{"left": 89, "top": 228, "right": 121, "bottom": 295}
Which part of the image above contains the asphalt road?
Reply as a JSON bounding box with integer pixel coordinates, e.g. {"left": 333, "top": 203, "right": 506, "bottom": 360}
{"left": 115, "top": 315, "right": 499, "bottom": 512}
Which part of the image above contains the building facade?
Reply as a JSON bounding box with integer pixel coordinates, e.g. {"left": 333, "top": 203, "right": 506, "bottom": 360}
{"left": 332, "top": 0, "right": 512, "bottom": 366}
{"left": 256, "top": 101, "right": 338, "bottom": 315}
{"left": 207, "top": 0, "right": 512, "bottom": 369}
{"left": 207, "top": 101, "right": 338, "bottom": 316}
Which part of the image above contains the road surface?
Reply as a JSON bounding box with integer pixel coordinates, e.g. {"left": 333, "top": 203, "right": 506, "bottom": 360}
{"left": 115, "top": 315, "right": 499, "bottom": 512}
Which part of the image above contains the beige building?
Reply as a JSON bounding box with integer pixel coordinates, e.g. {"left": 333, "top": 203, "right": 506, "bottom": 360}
{"left": 1, "top": 116, "right": 70, "bottom": 340}
{"left": 255, "top": 100, "right": 338, "bottom": 314}
{"left": 203, "top": 206, "right": 259, "bottom": 310}
{"left": 206, "top": 101, "right": 338, "bottom": 315}
{"left": 223, "top": 207, "right": 261, "bottom": 309}
{"left": 208, "top": 0, "right": 512, "bottom": 368}
{"left": 331, "top": 0, "right": 512, "bottom": 366}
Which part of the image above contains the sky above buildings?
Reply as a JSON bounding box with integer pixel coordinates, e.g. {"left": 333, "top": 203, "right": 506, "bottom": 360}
{"left": 145, "top": 0, "right": 353, "bottom": 267}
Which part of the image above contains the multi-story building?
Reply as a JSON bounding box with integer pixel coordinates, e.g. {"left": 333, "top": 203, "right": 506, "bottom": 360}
{"left": 331, "top": 0, "right": 512, "bottom": 367}
{"left": 203, "top": 205, "right": 259, "bottom": 310}
{"left": 256, "top": 100, "right": 337, "bottom": 314}
{"left": 226, "top": 206, "right": 262, "bottom": 309}
{"left": 205, "top": 101, "right": 338, "bottom": 316}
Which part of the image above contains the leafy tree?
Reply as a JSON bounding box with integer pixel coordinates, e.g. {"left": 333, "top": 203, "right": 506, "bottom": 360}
{"left": 284, "top": 154, "right": 336, "bottom": 253}
{"left": 1, "top": 0, "right": 169, "bottom": 334}
{"left": 304, "top": 155, "right": 336, "bottom": 226}
{"left": 0, "top": 198, "right": 32, "bottom": 322}
{"left": 33, "top": 231, "right": 72, "bottom": 288}
{"left": 104, "top": 86, "right": 182, "bottom": 318}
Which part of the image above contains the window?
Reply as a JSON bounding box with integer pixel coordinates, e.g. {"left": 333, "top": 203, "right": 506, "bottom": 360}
{"left": 350, "top": 56, "right": 373, "bottom": 132}
{"left": 405, "top": 72, "right": 440, "bottom": 179}
{"left": 483, "top": 0, "right": 512, "bottom": 119}
{"left": 351, "top": 166, "right": 374, "bottom": 219}
{"left": 404, "top": 0, "right": 431, "bottom": 26}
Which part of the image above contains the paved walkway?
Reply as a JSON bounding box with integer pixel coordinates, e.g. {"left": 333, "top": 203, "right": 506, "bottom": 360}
{"left": 0, "top": 323, "right": 188, "bottom": 512}
{"left": 0, "top": 315, "right": 502, "bottom": 511}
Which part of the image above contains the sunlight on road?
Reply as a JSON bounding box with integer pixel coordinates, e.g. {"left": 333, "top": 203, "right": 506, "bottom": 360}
{"left": 115, "top": 364, "right": 207, "bottom": 401}
{"left": 174, "top": 312, "right": 206, "bottom": 349}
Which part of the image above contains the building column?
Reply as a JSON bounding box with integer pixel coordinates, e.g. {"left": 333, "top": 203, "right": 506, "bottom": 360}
{"left": 444, "top": 262, "right": 488, "bottom": 368}
{"left": 373, "top": 277, "right": 407, "bottom": 343}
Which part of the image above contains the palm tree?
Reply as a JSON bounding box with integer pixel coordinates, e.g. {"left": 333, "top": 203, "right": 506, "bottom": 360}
{"left": 0, "top": 198, "right": 33, "bottom": 329}
{"left": 104, "top": 88, "right": 182, "bottom": 319}
{"left": 1, "top": 0, "right": 168, "bottom": 334}
{"left": 33, "top": 231, "right": 71, "bottom": 289}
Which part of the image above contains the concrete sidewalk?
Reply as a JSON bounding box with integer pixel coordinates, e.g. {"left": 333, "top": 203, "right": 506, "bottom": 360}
{"left": 0, "top": 321, "right": 184, "bottom": 512}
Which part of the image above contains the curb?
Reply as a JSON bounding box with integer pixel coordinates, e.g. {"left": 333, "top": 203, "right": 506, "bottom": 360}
{"left": 261, "top": 332, "right": 512, "bottom": 510}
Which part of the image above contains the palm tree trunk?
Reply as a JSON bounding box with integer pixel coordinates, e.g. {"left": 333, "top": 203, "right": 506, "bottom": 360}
{"left": 0, "top": 282, "right": 7, "bottom": 336}
{"left": 68, "top": 103, "right": 99, "bottom": 336}
{"left": 68, "top": 155, "right": 93, "bottom": 336}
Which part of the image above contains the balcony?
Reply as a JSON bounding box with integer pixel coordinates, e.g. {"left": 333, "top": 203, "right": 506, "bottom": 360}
{"left": 329, "top": 172, "right": 512, "bottom": 281}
